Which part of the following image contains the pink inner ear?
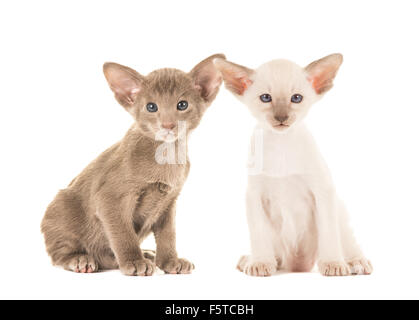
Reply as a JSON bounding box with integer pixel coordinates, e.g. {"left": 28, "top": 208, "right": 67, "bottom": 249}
{"left": 225, "top": 75, "right": 252, "bottom": 95}
{"left": 194, "top": 71, "right": 222, "bottom": 101}
{"left": 104, "top": 65, "right": 142, "bottom": 106}
{"left": 214, "top": 59, "right": 253, "bottom": 96}
{"left": 308, "top": 67, "right": 336, "bottom": 94}
{"left": 308, "top": 76, "right": 323, "bottom": 94}
{"left": 115, "top": 81, "right": 140, "bottom": 105}
{"left": 236, "top": 77, "right": 253, "bottom": 95}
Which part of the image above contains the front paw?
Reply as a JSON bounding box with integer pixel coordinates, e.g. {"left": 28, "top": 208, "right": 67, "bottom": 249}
{"left": 347, "top": 258, "right": 373, "bottom": 275}
{"left": 119, "top": 258, "right": 156, "bottom": 276}
{"left": 238, "top": 257, "right": 277, "bottom": 277}
{"left": 318, "top": 260, "right": 351, "bottom": 276}
{"left": 158, "top": 258, "right": 195, "bottom": 274}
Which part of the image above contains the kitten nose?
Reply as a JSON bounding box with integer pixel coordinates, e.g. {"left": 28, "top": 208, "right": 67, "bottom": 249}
{"left": 161, "top": 122, "right": 176, "bottom": 130}
{"left": 274, "top": 115, "right": 289, "bottom": 123}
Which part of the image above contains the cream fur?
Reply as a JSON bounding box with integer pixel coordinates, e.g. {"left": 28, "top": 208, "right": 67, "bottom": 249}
{"left": 215, "top": 55, "right": 372, "bottom": 277}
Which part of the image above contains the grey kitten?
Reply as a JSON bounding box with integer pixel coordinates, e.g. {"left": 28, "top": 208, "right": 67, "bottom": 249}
{"left": 41, "top": 54, "right": 225, "bottom": 276}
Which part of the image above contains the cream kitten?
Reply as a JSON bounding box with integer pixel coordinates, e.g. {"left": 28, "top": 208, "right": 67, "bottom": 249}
{"left": 214, "top": 54, "right": 372, "bottom": 277}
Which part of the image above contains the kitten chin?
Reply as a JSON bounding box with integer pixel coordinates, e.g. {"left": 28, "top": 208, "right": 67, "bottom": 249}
{"left": 156, "top": 135, "right": 178, "bottom": 143}
{"left": 271, "top": 123, "right": 291, "bottom": 131}
{"left": 155, "top": 128, "right": 179, "bottom": 143}
{"left": 263, "top": 119, "right": 294, "bottom": 134}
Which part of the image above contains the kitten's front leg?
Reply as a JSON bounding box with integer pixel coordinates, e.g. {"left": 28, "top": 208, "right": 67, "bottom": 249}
{"left": 239, "top": 183, "right": 277, "bottom": 277}
{"left": 312, "top": 184, "right": 350, "bottom": 276}
{"left": 153, "top": 201, "right": 194, "bottom": 274}
{"left": 97, "top": 194, "right": 155, "bottom": 276}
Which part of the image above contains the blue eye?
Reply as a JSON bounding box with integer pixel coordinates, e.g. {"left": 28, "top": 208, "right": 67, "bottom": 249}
{"left": 146, "top": 102, "right": 158, "bottom": 112}
{"left": 260, "top": 94, "right": 272, "bottom": 103}
{"left": 177, "top": 100, "right": 188, "bottom": 111}
{"left": 291, "top": 94, "right": 303, "bottom": 103}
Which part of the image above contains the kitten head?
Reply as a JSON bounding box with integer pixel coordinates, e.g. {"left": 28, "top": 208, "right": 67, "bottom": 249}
{"left": 103, "top": 54, "right": 225, "bottom": 142}
{"left": 214, "top": 54, "right": 343, "bottom": 133}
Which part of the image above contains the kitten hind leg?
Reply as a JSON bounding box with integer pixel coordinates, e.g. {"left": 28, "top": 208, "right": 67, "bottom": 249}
{"left": 237, "top": 255, "right": 248, "bottom": 272}
{"left": 338, "top": 202, "right": 372, "bottom": 275}
{"left": 45, "top": 238, "right": 99, "bottom": 273}
{"left": 45, "top": 237, "right": 100, "bottom": 273}
{"left": 312, "top": 186, "right": 351, "bottom": 276}
{"left": 64, "top": 253, "right": 98, "bottom": 273}
{"left": 42, "top": 190, "right": 99, "bottom": 273}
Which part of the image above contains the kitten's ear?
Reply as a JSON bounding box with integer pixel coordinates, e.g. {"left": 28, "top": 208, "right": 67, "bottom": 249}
{"left": 190, "top": 54, "right": 226, "bottom": 103}
{"left": 305, "top": 53, "right": 343, "bottom": 95}
{"left": 103, "top": 62, "right": 144, "bottom": 109}
{"left": 213, "top": 58, "right": 254, "bottom": 96}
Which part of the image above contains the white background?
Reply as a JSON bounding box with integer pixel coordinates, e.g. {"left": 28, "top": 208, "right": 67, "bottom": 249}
{"left": 1, "top": 0, "right": 418, "bottom": 300}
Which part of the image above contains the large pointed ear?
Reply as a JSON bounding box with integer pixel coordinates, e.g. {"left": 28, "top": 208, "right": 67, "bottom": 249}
{"left": 305, "top": 53, "right": 343, "bottom": 95}
{"left": 103, "top": 62, "right": 144, "bottom": 109}
{"left": 190, "top": 54, "right": 226, "bottom": 103}
{"left": 213, "top": 58, "right": 254, "bottom": 96}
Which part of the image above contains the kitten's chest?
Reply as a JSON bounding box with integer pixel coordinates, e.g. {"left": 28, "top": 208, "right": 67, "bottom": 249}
{"left": 248, "top": 125, "right": 326, "bottom": 178}
{"left": 133, "top": 182, "right": 178, "bottom": 238}
{"left": 133, "top": 162, "right": 188, "bottom": 228}
{"left": 138, "top": 158, "right": 190, "bottom": 191}
{"left": 151, "top": 162, "right": 189, "bottom": 190}
{"left": 260, "top": 175, "right": 316, "bottom": 244}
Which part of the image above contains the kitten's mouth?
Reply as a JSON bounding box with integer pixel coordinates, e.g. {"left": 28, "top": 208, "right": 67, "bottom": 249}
{"left": 268, "top": 116, "right": 293, "bottom": 131}
{"left": 272, "top": 123, "right": 290, "bottom": 131}
{"left": 155, "top": 129, "right": 178, "bottom": 143}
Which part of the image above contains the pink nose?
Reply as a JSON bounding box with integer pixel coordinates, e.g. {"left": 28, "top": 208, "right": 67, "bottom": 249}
{"left": 162, "top": 122, "right": 176, "bottom": 130}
